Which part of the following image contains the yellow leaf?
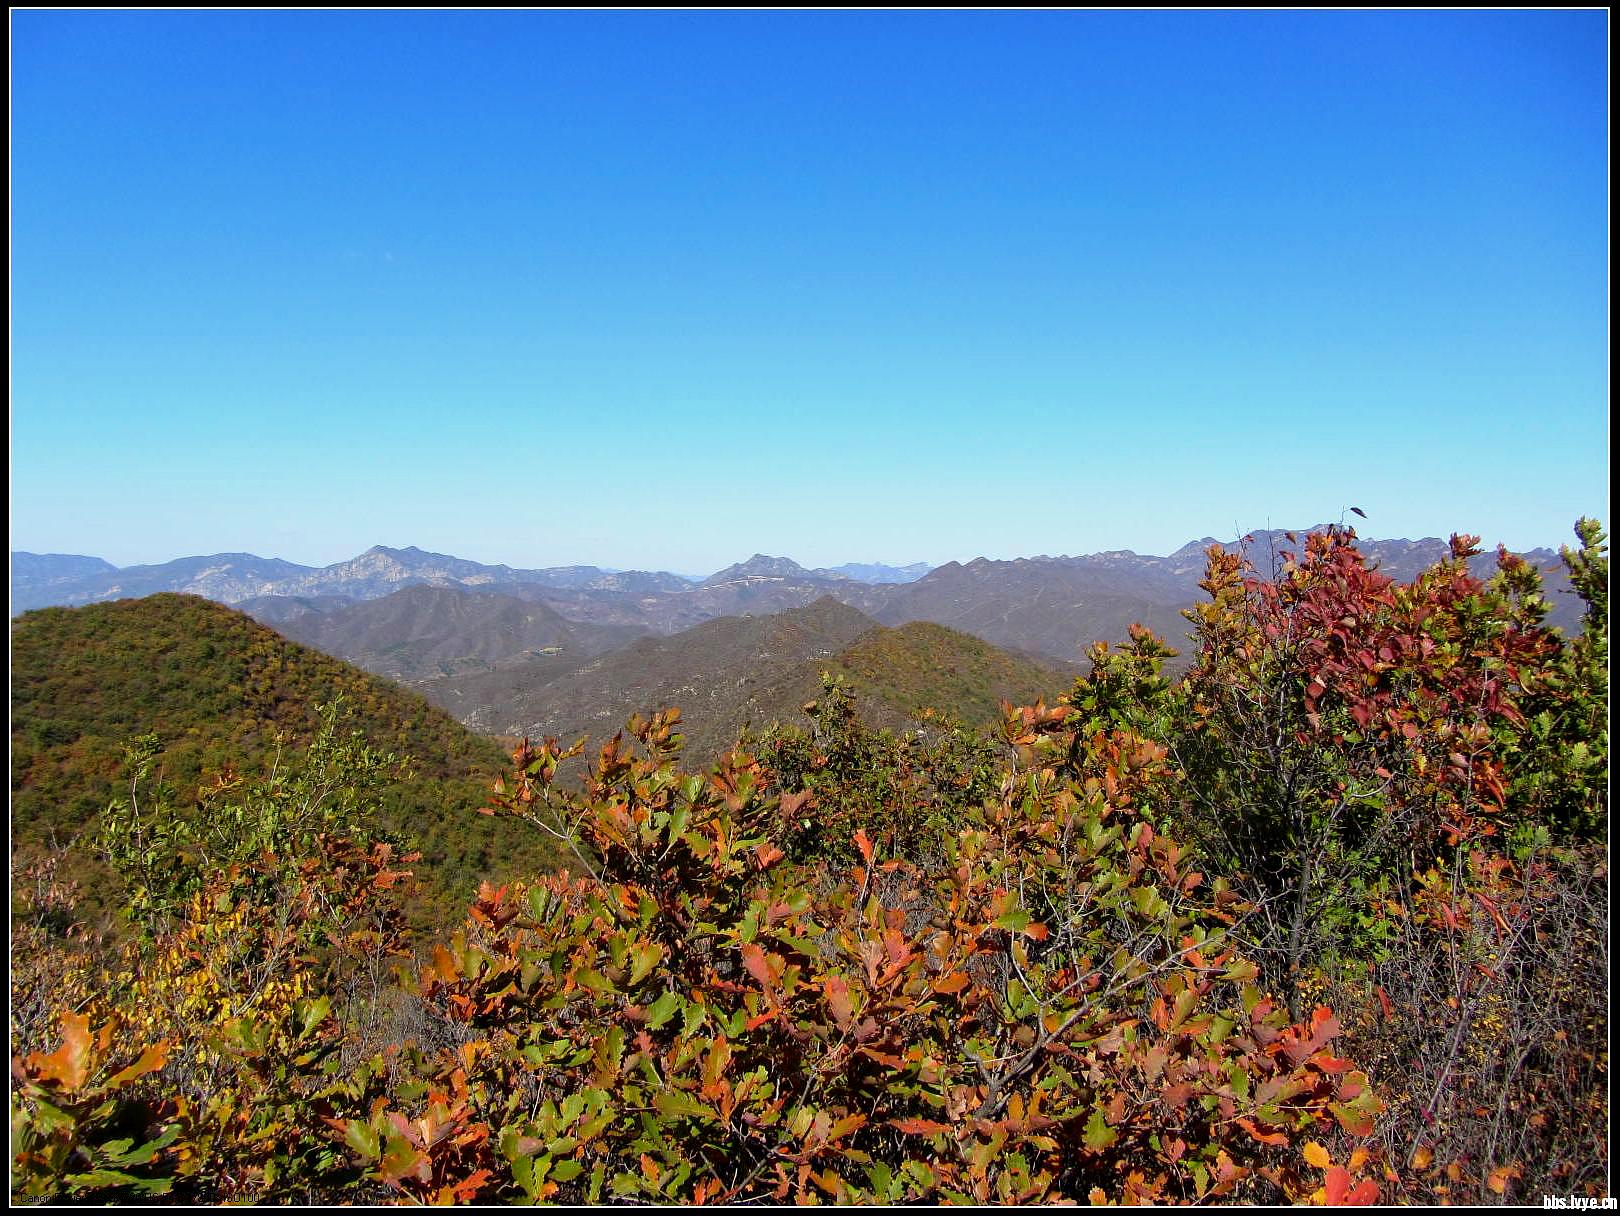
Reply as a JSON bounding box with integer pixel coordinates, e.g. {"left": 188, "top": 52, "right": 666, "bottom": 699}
{"left": 1303, "top": 1140, "right": 1332, "bottom": 1169}
{"left": 107, "top": 1040, "right": 172, "bottom": 1089}
{"left": 1411, "top": 1145, "right": 1433, "bottom": 1169}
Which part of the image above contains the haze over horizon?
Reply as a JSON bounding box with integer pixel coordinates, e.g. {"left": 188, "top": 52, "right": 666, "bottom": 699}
{"left": 11, "top": 11, "right": 1608, "bottom": 572}
{"left": 8, "top": 512, "right": 1590, "bottom": 586}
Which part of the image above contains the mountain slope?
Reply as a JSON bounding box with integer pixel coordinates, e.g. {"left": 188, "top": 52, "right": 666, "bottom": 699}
{"left": 828, "top": 621, "right": 1074, "bottom": 726}
{"left": 877, "top": 556, "right": 1195, "bottom": 668}
{"left": 424, "top": 598, "right": 883, "bottom": 755}
{"left": 259, "top": 583, "right": 646, "bottom": 683}
{"left": 10, "top": 594, "right": 559, "bottom": 926}
{"left": 421, "top": 599, "right": 1073, "bottom": 759}
{"left": 235, "top": 592, "right": 359, "bottom": 625}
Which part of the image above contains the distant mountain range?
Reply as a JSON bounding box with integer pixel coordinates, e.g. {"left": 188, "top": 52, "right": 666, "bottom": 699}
{"left": 8, "top": 545, "right": 701, "bottom": 614}
{"left": 820, "top": 561, "right": 933, "bottom": 584}
{"left": 13, "top": 529, "right": 1584, "bottom": 687}
{"left": 264, "top": 583, "right": 645, "bottom": 684}
{"left": 698, "top": 555, "right": 932, "bottom": 586}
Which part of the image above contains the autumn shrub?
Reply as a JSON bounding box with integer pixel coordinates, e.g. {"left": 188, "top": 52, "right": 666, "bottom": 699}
{"left": 751, "top": 676, "right": 1005, "bottom": 867}
{"left": 377, "top": 706, "right": 1384, "bottom": 1204}
{"left": 9, "top": 851, "right": 105, "bottom": 1061}
{"left": 1162, "top": 519, "right": 1609, "bottom": 1203}
{"left": 11, "top": 1009, "right": 179, "bottom": 1203}
{"left": 12, "top": 703, "right": 423, "bottom": 1203}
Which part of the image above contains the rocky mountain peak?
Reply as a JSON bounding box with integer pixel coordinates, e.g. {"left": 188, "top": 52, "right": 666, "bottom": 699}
{"left": 703, "top": 554, "right": 811, "bottom": 585}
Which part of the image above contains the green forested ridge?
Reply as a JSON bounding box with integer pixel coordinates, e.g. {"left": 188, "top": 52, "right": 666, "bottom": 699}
{"left": 829, "top": 619, "right": 1070, "bottom": 726}
{"left": 10, "top": 523, "right": 1609, "bottom": 1206}
{"left": 10, "top": 593, "right": 561, "bottom": 925}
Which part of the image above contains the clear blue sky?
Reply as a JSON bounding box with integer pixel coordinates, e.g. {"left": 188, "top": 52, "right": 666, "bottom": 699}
{"left": 11, "top": 10, "right": 1608, "bottom": 573}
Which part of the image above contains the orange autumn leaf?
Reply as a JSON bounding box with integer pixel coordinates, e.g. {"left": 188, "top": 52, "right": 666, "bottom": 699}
{"left": 740, "top": 942, "right": 774, "bottom": 990}
{"left": 1324, "top": 1166, "right": 1379, "bottom": 1206}
{"left": 27, "top": 1011, "right": 93, "bottom": 1093}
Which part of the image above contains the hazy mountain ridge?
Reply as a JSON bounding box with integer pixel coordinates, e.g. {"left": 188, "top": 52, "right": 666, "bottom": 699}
{"left": 268, "top": 583, "right": 646, "bottom": 683}
{"left": 9, "top": 545, "right": 923, "bottom": 614}
{"left": 877, "top": 565, "right": 1192, "bottom": 669}
{"left": 702, "top": 554, "right": 824, "bottom": 586}
{"left": 11, "top": 552, "right": 320, "bottom": 611}
{"left": 877, "top": 532, "right": 1577, "bottom": 665}
{"left": 10, "top": 552, "right": 120, "bottom": 585}
{"left": 420, "top": 598, "right": 1070, "bottom": 759}
{"left": 823, "top": 561, "right": 933, "bottom": 584}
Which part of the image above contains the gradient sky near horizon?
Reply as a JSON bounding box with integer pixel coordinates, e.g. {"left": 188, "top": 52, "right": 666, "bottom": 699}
{"left": 11, "top": 10, "right": 1608, "bottom": 574}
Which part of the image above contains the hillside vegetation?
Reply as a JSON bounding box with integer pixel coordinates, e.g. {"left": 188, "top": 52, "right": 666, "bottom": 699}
{"left": 828, "top": 619, "right": 1070, "bottom": 724}
{"left": 10, "top": 594, "right": 562, "bottom": 925}
{"left": 10, "top": 521, "right": 1608, "bottom": 1207}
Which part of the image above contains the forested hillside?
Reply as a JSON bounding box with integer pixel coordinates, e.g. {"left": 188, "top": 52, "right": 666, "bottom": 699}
{"left": 10, "top": 594, "right": 562, "bottom": 926}
{"left": 822, "top": 619, "right": 1072, "bottom": 728}
{"left": 423, "top": 596, "right": 881, "bottom": 750}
